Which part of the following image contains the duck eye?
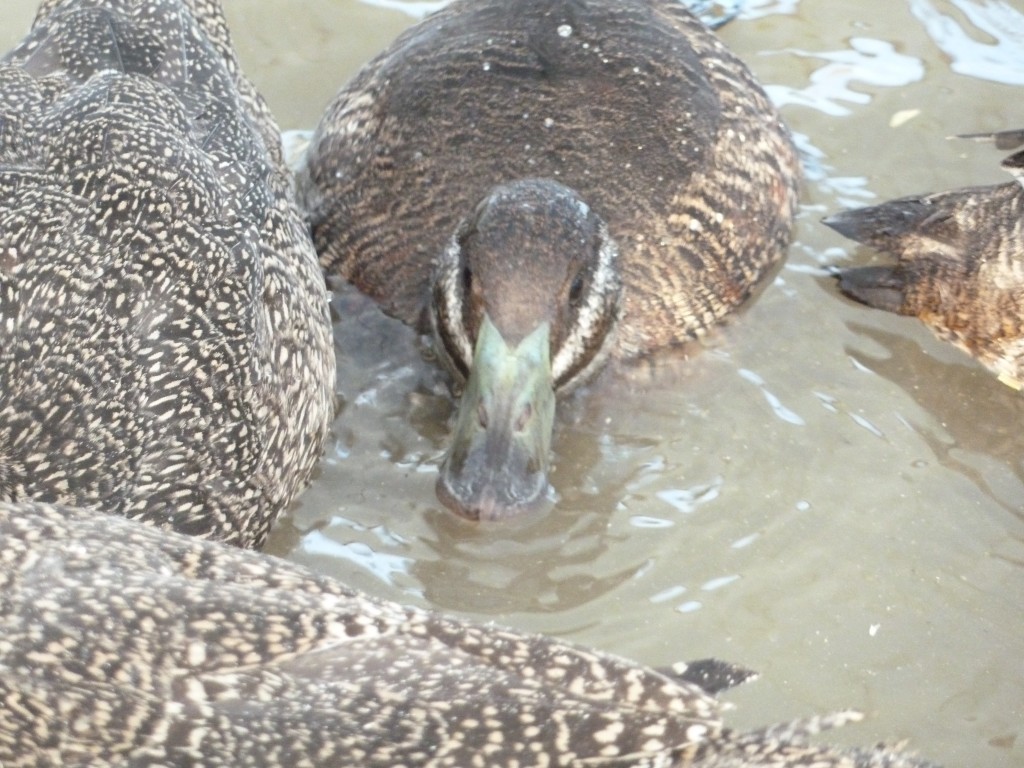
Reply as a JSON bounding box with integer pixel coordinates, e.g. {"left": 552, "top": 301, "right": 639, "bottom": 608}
{"left": 568, "top": 273, "right": 584, "bottom": 308}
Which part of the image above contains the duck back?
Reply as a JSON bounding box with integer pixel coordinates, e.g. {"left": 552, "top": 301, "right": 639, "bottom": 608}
{"left": 0, "top": 0, "right": 335, "bottom": 547}
{"left": 0, "top": 499, "right": 938, "bottom": 767}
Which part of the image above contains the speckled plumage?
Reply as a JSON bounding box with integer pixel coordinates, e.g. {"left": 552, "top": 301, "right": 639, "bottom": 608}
{"left": 300, "top": 0, "right": 799, "bottom": 358}
{"left": 0, "top": 0, "right": 335, "bottom": 547}
{"left": 0, "top": 500, "right": 939, "bottom": 768}
{"left": 826, "top": 129, "right": 1024, "bottom": 388}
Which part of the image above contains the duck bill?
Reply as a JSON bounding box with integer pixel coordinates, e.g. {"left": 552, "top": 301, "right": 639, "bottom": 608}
{"left": 436, "top": 316, "right": 556, "bottom": 521}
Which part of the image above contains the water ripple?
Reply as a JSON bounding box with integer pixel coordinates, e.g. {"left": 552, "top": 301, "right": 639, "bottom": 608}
{"left": 656, "top": 476, "right": 724, "bottom": 514}
{"left": 765, "top": 38, "right": 924, "bottom": 116}
{"left": 629, "top": 515, "right": 675, "bottom": 529}
{"left": 790, "top": 131, "right": 874, "bottom": 210}
{"left": 358, "top": 0, "right": 449, "bottom": 19}
{"left": 702, "top": 573, "right": 741, "bottom": 591}
{"left": 301, "top": 530, "right": 414, "bottom": 587}
{"left": 741, "top": 0, "right": 802, "bottom": 19}
{"left": 850, "top": 412, "right": 886, "bottom": 439}
{"left": 675, "top": 600, "right": 703, "bottom": 614}
{"left": 739, "top": 368, "right": 806, "bottom": 426}
{"left": 910, "top": 0, "right": 1024, "bottom": 85}
{"left": 649, "top": 585, "right": 688, "bottom": 603}
{"left": 731, "top": 531, "right": 761, "bottom": 549}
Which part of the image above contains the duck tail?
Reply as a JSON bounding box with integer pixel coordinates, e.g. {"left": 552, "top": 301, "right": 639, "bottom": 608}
{"left": 661, "top": 658, "right": 758, "bottom": 695}
{"left": 834, "top": 265, "right": 908, "bottom": 313}
{"left": 822, "top": 196, "right": 940, "bottom": 252}
{"left": 956, "top": 127, "right": 1024, "bottom": 152}
{"left": 822, "top": 198, "right": 941, "bottom": 314}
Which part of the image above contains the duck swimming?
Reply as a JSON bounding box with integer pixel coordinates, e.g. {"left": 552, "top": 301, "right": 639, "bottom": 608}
{"left": 0, "top": 0, "right": 335, "bottom": 548}
{"left": 826, "top": 129, "right": 1024, "bottom": 389}
{"left": 298, "top": 0, "right": 799, "bottom": 520}
{"left": 0, "top": 499, "right": 938, "bottom": 767}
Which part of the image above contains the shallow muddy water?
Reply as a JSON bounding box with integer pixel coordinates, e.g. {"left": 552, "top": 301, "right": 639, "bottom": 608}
{"left": 3, "top": 1, "right": 1023, "bottom": 766}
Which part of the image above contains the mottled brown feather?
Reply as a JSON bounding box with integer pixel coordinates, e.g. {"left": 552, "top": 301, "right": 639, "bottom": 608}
{"left": 0, "top": 0, "right": 335, "bottom": 548}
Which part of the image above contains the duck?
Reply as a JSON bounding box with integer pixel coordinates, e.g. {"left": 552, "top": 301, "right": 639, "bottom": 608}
{"left": 297, "top": 0, "right": 800, "bottom": 521}
{"left": 0, "top": 498, "right": 939, "bottom": 768}
{"left": 0, "top": 0, "right": 335, "bottom": 548}
{"left": 825, "top": 129, "right": 1024, "bottom": 389}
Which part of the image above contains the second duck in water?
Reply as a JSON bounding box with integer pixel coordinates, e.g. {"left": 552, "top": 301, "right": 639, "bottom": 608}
{"left": 299, "top": 0, "right": 800, "bottom": 520}
{"left": 826, "top": 130, "right": 1024, "bottom": 389}
{"left": 2, "top": 499, "right": 939, "bottom": 767}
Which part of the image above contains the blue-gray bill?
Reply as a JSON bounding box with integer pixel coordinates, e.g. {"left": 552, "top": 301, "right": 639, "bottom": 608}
{"left": 436, "top": 317, "right": 556, "bottom": 520}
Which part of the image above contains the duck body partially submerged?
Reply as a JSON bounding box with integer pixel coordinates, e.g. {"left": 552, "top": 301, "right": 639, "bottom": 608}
{"left": 827, "top": 129, "right": 1024, "bottom": 389}
{"left": 0, "top": 499, "right": 938, "bottom": 768}
{"left": 300, "top": 0, "right": 799, "bottom": 519}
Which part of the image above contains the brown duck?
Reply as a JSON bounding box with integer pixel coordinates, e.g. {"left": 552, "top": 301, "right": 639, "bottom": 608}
{"left": 298, "top": 0, "right": 800, "bottom": 520}
{"left": 826, "top": 129, "right": 1024, "bottom": 388}
{"left": 0, "top": 0, "right": 335, "bottom": 548}
{"left": 1, "top": 499, "right": 938, "bottom": 767}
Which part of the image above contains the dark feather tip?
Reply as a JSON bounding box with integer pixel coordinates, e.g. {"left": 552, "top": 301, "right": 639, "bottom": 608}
{"left": 821, "top": 209, "right": 868, "bottom": 241}
{"left": 1002, "top": 149, "right": 1024, "bottom": 178}
{"left": 664, "top": 658, "right": 759, "bottom": 695}
{"left": 836, "top": 266, "right": 906, "bottom": 313}
{"left": 821, "top": 204, "right": 911, "bottom": 244}
{"left": 956, "top": 127, "right": 1024, "bottom": 152}
{"left": 823, "top": 196, "right": 939, "bottom": 249}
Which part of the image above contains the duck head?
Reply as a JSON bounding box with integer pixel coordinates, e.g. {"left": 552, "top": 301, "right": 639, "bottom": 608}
{"left": 431, "top": 179, "right": 623, "bottom": 520}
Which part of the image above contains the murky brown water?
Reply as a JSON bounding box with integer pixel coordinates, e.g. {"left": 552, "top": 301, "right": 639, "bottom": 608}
{"left": 4, "top": 1, "right": 1023, "bottom": 766}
